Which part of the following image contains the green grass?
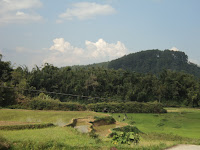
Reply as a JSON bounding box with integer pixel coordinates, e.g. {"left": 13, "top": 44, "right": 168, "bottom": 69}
{"left": 111, "top": 107, "right": 200, "bottom": 139}
{"left": 0, "top": 109, "right": 106, "bottom": 126}
{"left": 0, "top": 108, "right": 200, "bottom": 149}
{"left": 0, "top": 126, "right": 170, "bottom": 150}
{"left": 0, "top": 127, "right": 172, "bottom": 150}
{"left": 0, "top": 127, "right": 107, "bottom": 149}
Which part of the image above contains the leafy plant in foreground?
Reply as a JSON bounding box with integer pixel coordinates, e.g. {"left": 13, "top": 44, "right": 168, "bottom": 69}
{"left": 111, "top": 132, "right": 140, "bottom": 145}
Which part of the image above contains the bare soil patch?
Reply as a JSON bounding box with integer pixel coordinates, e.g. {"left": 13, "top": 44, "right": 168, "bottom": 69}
{"left": 94, "top": 121, "right": 128, "bottom": 137}
{"left": 76, "top": 116, "right": 95, "bottom": 126}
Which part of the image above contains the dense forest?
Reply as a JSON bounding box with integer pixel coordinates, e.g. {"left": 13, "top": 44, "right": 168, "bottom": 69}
{"left": 107, "top": 49, "right": 200, "bottom": 76}
{"left": 0, "top": 52, "right": 200, "bottom": 108}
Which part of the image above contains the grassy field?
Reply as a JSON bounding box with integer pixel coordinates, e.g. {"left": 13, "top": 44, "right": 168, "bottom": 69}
{"left": 0, "top": 108, "right": 200, "bottom": 150}
{"left": 0, "top": 126, "right": 170, "bottom": 150}
{"left": 0, "top": 127, "right": 111, "bottom": 150}
{"left": 0, "top": 109, "right": 107, "bottom": 126}
{"left": 111, "top": 107, "right": 200, "bottom": 139}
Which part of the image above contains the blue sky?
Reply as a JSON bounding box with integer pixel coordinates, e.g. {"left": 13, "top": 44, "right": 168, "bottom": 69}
{"left": 0, "top": 0, "right": 200, "bottom": 68}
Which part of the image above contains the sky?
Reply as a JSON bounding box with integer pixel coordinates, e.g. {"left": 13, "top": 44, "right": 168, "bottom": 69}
{"left": 0, "top": 0, "right": 200, "bottom": 69}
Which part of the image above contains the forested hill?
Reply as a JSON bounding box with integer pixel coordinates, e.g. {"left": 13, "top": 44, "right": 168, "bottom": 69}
{"left": 1, "top": 53, "right": 200, "bottom": 107}
{"left": 107, "top": 49, "right": 200, "bottom": 76}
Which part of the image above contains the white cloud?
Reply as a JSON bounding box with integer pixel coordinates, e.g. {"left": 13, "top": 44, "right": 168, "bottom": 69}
{"left": 49, "top": 38, "right": 81, "bottom": 53}
{"left": 85, "top": 38, "right": 127, "bottom": 60}
{"left": 0, "top": 0, "right": 42, "bottom": 25}
{"left": 43, "top": 38, "right": 128, "bottom": 67}
{"left": 170, "top": 47, "right": 179, "bottom": 51}
{"left": 58, "top": 2, "right": 116, "bottom": 21}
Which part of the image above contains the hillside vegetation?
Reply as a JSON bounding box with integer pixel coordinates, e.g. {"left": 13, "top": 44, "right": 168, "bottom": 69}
{"left": 0, "top": 53, "right": 200, "bottom": 108}
{"left": 108, "top": 49, "right": 200, "bottom": 76}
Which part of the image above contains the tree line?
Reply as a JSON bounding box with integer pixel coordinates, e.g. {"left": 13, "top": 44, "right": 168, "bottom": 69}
{"left": 0, "top": 53, "right": 200, "bottom": 107}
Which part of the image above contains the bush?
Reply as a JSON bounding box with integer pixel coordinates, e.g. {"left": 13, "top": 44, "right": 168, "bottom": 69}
{"left": 93, "top": 116, "right": 116, "bottom": 125}
{"left": 27, "top": 94, "right": 86, "bottom": 111}
{"left": 7, "top": 104, "right": 27, "bottom": 109}
{"left": 111, "top": 132, "right": 140, "bottom": 145}
{"left": 112, "top": 125, "right": 143, "bottom": 134}
{"left": 87, "top": 102, "right": 167, "bottom": 113}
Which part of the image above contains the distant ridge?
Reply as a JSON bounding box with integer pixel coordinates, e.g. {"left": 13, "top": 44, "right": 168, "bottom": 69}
{"left": 72, "top": 49, "right": 200, "bottom": 76}
{"left": 107, "top": 49, "right": 200, "bottom": 76}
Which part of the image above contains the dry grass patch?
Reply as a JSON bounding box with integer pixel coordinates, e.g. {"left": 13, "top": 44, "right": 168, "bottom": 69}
{"left": 75, "top": 116, "right": 95, "bottom": 126}
{"left": 0, "top": 121, "right": 37, "bottom": 126}
{"left": 94, "top": 121, "right": 128, "bottom": 137}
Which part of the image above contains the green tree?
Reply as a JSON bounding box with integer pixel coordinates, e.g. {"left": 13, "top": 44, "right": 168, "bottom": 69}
{"left": 0, "top": 54, "right": 16, "bottom": 106}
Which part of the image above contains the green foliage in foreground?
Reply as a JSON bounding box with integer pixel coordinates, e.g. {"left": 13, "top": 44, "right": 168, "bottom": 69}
{"left": 109, "top": 126, "right": 141, "bottom": 145}
{"left": 111, "top": 132, "right": 140, "bottom": 145}
{"left": 88, "top": 102, "right": 167, "bottom": 113}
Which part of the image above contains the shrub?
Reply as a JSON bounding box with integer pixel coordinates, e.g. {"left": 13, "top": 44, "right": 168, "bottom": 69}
{"left": 112, "top": 125, "right": 143, "bottom": 134}
{"left": 93, "top": 116, "right": 116, "bottom": 125}
{"left": 111, "top": 132, "right": 140, "bottom": 145}
{"left": 7, "top": 104, "right": 27, "bottom": 109}
{"left": 87, "top": 102, "right": 167, "bottom": 113}
{"left": 27, "top": 95, "right": 86, "bottom": 111}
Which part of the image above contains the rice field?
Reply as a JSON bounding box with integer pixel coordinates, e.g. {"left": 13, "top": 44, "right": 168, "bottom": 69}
{"left": 0, "top": 108, "right": 200, "bottom": 150}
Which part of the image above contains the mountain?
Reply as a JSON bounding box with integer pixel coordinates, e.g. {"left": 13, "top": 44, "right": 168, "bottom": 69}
{"left": 107, "top": 49, "right": 200, "bottom": 76}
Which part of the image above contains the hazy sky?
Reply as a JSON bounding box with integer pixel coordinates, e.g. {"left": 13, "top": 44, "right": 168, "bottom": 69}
{"left": 0, "top": 0, "right": 200, "bottom": 69}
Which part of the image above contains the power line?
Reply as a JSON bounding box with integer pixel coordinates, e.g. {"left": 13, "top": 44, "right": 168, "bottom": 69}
{"left": 0, "top": 85, "right": 113, "bottom": 101}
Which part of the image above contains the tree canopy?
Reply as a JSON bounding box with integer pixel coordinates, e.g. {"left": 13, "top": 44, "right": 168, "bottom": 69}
{"left": 0, "top": 52, "right": 200, "bottom": 107}
{"left": 108, "top": 50, "right": 200, "bottom": 76}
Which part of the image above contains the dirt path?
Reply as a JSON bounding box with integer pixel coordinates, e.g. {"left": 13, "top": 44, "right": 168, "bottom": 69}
{"left": 166, "top": 144, "right": 200, "bottom": 150}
